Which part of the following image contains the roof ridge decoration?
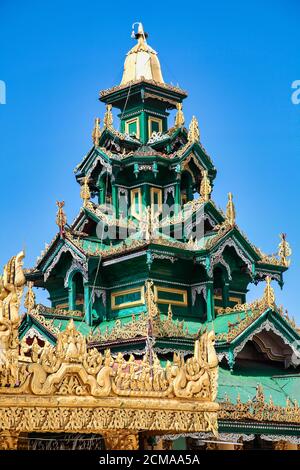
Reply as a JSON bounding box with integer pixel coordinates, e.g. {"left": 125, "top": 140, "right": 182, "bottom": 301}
{"left": 100, "top": 78, "right": 187, "bottom": 99}
{"left": 217, "top": 276, "right": 275, "bottom": 317}
{"left": 220, "top": 384, "right": 300, "bottom": 424}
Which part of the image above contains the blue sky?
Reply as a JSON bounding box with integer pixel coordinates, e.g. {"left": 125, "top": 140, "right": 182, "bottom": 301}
{"left": 0, "top": 0, "right": 299, "bottom": 318}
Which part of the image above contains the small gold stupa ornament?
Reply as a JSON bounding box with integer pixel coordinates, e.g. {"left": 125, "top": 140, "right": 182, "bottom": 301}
{"left": 80, "top": 176, "right": 91, "bottom": 208}
{"left": 200, "top": 170, "right": 212, "bottom": 202}
{"left": 174, "top": 103, "right": 185, "bottom": 128}
{"left": 92, "top": 117, "right": 101, "bottom": 146}
{"left": 103, "top": 104, "right": 113, "bottom": 129}
{"left": 263, "top": 276, "right": 275, "bottom": 309}
{"left": 226, "top": 192, "right": 236, "bottom": 226}
{"left": 188, "top": 116, "right": 200, "bottom": 143}
{"left": 278, "top": 233, "right": 292, "bottom": 267}
{"left": 56, "top": 201, "right": 67, "bottom": 235}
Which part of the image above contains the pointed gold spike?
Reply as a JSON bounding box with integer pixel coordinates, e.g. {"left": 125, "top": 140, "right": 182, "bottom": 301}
{"left": 103, "top": 104, "right": 113, "bottom": 129}
{"left": 80, "top": 176, "right": 91, "bottom": 208}
{"left": 200, "top": 170, "right": 212, "bottom": 202}
{"left": 92, "top": 117, "right": 101, "bottom": 146}
{"left": 188, "top": 116, "right": 200, "bottom": 143}
{"left": 226, "top": 192, "right": 236, "bottom": 226}
{"left": 174, "top": 103, "right": 185, "bottom": 128}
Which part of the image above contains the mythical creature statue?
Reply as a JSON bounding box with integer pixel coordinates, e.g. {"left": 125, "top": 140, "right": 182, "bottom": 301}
{"left": 0, "top": 251, "right": 26, "bottom": 323}
{"left": 0, "top": 251, "right": 26, "bottom": 383}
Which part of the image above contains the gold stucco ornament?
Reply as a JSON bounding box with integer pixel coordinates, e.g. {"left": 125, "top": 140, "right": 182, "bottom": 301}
{"left": 226, "top": 192, "right": 235, "bottom": 227}
{"left": 200, "top": 170, "right": 212, "bottom": 202}
{"left": 56, "top": 201, "right": 67, "bottom": 234}
{"left": 278, "top": 233, "right": 292, "bottom": 267}
{"left": 103, "top": 104, "right": 113, "bottom": 129}
{"left": 174, "top": 103, "right": 185, "bottom": 128}
{"left": 80, "top": 176, "right": 91, "bottom": 208}
{"left": 24, "top": 282, "right": 36, "bottom": 314}
{"left": 188, "top": 116, "right": 200, "bottom": 143}
{"left": 91, "top": 117, "right": 101, "bottom": 146}
{"left": 0, "top": 252, "right": 26, "bottom": 384}
{"left": 0, "top": 251, "right": 26, "bottom": 323}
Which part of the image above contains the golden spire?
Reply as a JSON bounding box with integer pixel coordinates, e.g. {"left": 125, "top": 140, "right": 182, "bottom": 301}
{"left": 200, "top": 170, "right": 212, "bottom": 202}
{"left": 56, "top": 201, "right": 67, "bottom": 235}
{"left": 278, "top": 233, "right": 292, "bottom": 267}
{"left": 188, "top": 116, "right": 200, "bottom": 143}
{"left": 121, "top": 23, "right": 164, "bottom": 85}
{"left": 263, "top": 276, "right": 275, "bottom": 309}
{"left": 103, "top": 104, "right": 113, "bottom": 129}
{"left": 80, "top": 176, "right": 91, "bottom": 208}
{"left": 24, "top": 282, "right": 36, "bottom": 314}
{"left": 226, "top": 192, "right": 236, "bottom": 226}
{"left": 92, "top": 117, "right": 101, "bottom": 146}
{"left": 174, "top": 103, "right": 185, "bottom": 128}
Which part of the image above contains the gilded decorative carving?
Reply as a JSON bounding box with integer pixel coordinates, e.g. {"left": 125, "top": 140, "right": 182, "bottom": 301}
{"left": 0, "top": 318, "right": 219, "bottom": 437}
{"left": 174, "top": 103, "right": 185, "bottom": 128}
{"left": 0, "top": 318, "right": 218, "bottom": 401}
{"left": 225, "top": 192, "right": 235, "bottom": 227}
{"left": 24, "top": 282, "right": 36, "bottom": 314}
{"left": 56, "top": 201, "right": 67, "bottom": 234}
{"left": 80, "top": 176, "right": 91, "bottom": 207}
{"left": 278, "top": 233, "right": 292, "bottom": 267}
{"left": 216, "top": 278, "right": 278, "bottom": 341}
{"left": 0, "top": 251, "right": 26, "bottom": 323}
{"left": 92, "top": 117, "right": 101, "bottom": 146}
{"left": 200, "top": 170, "right": 212, "bottom": 202}
{"left": 103, "top": 431, "right": 139, "bottom": 450}
{"left": 220, "top": 385, "right": 300, "bottom": 424}
{"left": 188, "top": 116, "right": 200, "bottom": 143}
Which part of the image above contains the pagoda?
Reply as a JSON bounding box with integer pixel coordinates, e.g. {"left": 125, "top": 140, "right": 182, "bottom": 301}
{"left": 19, "top": 23, "right": 300, "bottom": 449}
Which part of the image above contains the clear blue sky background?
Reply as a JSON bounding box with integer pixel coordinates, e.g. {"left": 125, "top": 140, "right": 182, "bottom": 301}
{"left": 0, "top": 0, "right": 299, "bottom": 318}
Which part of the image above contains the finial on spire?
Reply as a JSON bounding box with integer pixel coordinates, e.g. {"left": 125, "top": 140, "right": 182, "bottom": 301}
{"left": 92, "top": 117, "right": 101, "bottom": 146}
{"left": 131, "top": 22, "right": 148, "bottom": 40}
{"left": 278, "top": 233, "right": 292, "bottom": 267}
{"left": 226, "top": 192, "right": 236, "bottom": 226}
{"left": 188, "top": 116, "right": 200, "bottom": 143}
{"left": 263, "top": 276, "right": 276, "bottom": 309}
{"left": 103, "top": 104, "right": 113, "bottom": 129}
{"left": 174, "top": 103, "right": 185, "bottom": 128}
{"left": 80, "top": 176, "right": 91, "bottom": 208}
{"left": 200, "top": 170, "right": 212, "bottom": 202}
{"left": 56, "top": 201, "right": 67, "bottom": 236}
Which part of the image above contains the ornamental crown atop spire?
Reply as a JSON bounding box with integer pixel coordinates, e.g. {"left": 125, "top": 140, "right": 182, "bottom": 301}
{"left": 121, "top": 22, "right": 164, "bottom": 85}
